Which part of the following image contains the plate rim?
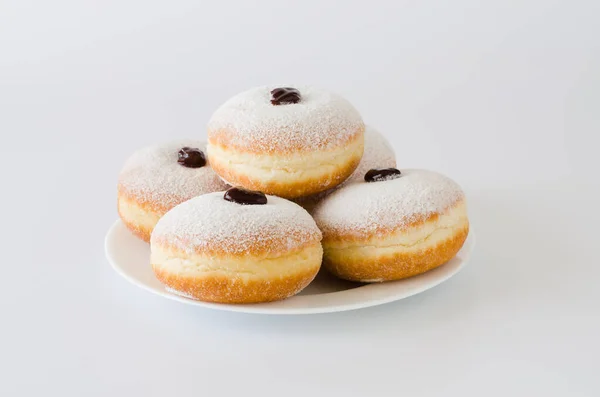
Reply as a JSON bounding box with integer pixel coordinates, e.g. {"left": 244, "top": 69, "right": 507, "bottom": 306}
{"left": 105, "top": 220, "right": 475, "bottom": 315}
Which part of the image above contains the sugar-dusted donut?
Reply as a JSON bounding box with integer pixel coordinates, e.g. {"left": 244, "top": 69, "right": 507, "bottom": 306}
{"left": 150, "top": 188, "right": 323, "bottom": 303}
{"left": 207, "top": 85, "right": 365, "bottom": 199}
{"left": 312, "top": 169, "right": 469, "bottom": 282}
{"left": 117, "top": 140, "right": 228, "bottom": 242}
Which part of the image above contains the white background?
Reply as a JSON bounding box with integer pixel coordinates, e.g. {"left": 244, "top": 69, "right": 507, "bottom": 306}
{"left": 1, "top": 1, "right": 599, "bottom": 395}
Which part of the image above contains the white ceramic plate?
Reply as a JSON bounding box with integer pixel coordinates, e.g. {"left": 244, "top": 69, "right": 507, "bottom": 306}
{"left": 105, "top": 220, "right": 475, "bottom": 315}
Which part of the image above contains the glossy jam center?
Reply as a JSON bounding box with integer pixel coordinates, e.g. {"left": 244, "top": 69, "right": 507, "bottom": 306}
{"left": 177, "top": 147, "right": 206, "bottom": 168}
{"left": 364, "top": 168, "right": 402, "bottom": 182}
{"left": 270, "top": 87, "right": 301, "bottom": 105}
{"left": 224, "top": 187, "right": 268, "bottom": 205}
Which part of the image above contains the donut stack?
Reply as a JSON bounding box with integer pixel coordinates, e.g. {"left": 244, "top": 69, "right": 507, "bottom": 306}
{"left": 117, "top": 85, "right": 469, "bottom": 304}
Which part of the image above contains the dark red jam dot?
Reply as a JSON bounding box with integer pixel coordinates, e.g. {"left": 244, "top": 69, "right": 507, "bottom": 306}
{"left": 270, "top": 87, "right": 301, "bottom": 105}
{"left": 177, "top": 147, "right": 206, "bottom": 168}
{"left": 364, "top": 168, "right": 402, "bottom": 183}
{"left": 224, "top": 187, "right": 268, "bottom": 205}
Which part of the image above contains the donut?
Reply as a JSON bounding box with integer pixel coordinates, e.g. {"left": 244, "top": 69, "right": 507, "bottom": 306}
{"left": 150, "top": 188, "right": 323, "bottom": 303}
{"left": 312, "top": 169, "right": 469, "bottom": 282}
{"left": 294, "top": 125, "right": 396, "bottom": 212}
{"left": 117, "top": 140, "right": 228, "bottom": 242}
{"left": 207, "top": 85, "right": 365, "bottom": 199}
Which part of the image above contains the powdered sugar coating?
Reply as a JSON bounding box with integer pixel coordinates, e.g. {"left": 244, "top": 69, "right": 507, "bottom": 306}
{"left": 152, "top": 192, "right": 322, "bottom": 255}
{"left": 313, "top": 169, "right": 465, "bottom": 237}
{"left": 118, "top": 140, "right": 228, "bottom": 211}
{"left": 207, "top": 85, "right": 365, "bottom": 153}
{"left": 342, "top": 125, "right": 396, "bottom": 185}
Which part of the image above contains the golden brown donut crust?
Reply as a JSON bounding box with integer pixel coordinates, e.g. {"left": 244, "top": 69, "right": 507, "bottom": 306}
{"left": 118, "top": 211, "right": 152, "bottom": 242}
{"left": 117, "top": 191, "right": 162, "bottom": 242}
{"left": 208, "top": 143, "right": 363, "bottom": 199}
{"left": 208, "top": 126, "right": 363, "bottom": 155}
{"left": 153, "top": 262, "right": 320, "bottom": 304}
{"left": 323, "top": 223, "right": 469, "bottom": 282}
